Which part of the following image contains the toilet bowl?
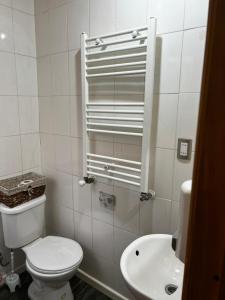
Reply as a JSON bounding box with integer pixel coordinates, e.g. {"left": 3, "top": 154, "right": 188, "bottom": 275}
{"left": 23, "top": 236, "right": 83, "bottom": 300}
{"left": 0, "top": 195, "right": 83, "bottom": 300}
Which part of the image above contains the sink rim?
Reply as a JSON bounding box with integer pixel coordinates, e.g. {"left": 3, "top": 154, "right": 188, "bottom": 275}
{"left": 120, "top": 234, "right": 183, "bottom": 300}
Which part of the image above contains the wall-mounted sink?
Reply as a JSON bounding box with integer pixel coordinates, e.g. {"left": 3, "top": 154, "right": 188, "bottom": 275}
{"left": 120, "top": 234, "right": 184, "bottom": 300}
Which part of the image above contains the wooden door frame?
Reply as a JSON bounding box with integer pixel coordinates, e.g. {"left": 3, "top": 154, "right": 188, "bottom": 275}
{"left": 182, "top": 0, "right": 225, "bottom": 299}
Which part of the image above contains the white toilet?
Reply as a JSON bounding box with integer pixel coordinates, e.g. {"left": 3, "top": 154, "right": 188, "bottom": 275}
{"left": 0, "top": 194, "right": 83, "bottom": 300}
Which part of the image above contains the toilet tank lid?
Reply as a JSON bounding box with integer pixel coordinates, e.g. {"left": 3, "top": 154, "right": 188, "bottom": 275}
{"left": 0, "top": 194, "right": 46, "bottom": 215}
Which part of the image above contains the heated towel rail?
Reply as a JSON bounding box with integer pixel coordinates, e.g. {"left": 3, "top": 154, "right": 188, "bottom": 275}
{"left": 80, "top": 18, "right": 157, "bottom": 201}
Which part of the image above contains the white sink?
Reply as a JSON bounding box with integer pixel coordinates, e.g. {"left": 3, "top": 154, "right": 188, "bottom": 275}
{"left": 120, "top": 234, "right": 184, "bottom": 300}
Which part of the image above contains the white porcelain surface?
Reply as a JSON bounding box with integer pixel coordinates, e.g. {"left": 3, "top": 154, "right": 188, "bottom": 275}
{"left": 176, "top": 93, "right": 200, "bottom": 149}
{"left": 68, "top": 0, "right": 89, "bottom": 50}
{"left": 24, "top": 236, "right": 83, "bottom": 274}
{"left": 0, "top": 52, "right": 17, "bottom": 95}
{"left": 184, "top": 0, "right": 209, "bottom": 29}
{"left": 152, "top": 198, "right": 172, "bottom": 234}
{"left": 93, "top": 218, "right": 114, "bottom": 261}
{"left": 13, "top": 10, "right": 36, "bottom": 56}
{"left": 52, "top": 96, "right": 70, "bottom": 135}
{"left": 37, "top": 56, "right": 51, "bottom": 96}
{"left": 16, "top": 55, "right": 38, "bottom": 96}
{"left": 49, "top": 5, "right": 67, "bottom": 53}
{"left": 153, "top": 94, "right": 179, "bottom": 149}
{"left": 116, "top": 0, "right": 148, "bottom": 30}
{"left": 19, "top": 97, "right": 39, "bottom": 134}
{"left": 90, "top": 0, "right": 116, "bottom": 35}
{"left": 0, "top": 96, "right": 19, "bottom": 136}
{"left": 51, "top": 52, "right": 69, "bottom": 96}
{"left": 154, "top": 149, "right": 175, "bottom": 199}
{"left": 74, "top": 212, "right": 92, "bottom": 250}
{"left": 120, "top": 234, "right": 184, "bottom": 300}
{"left": 114, "top": 187, "right": 139, "bottom": 234}
{"left": 0, "top": 195, "right": 46, "bottom": 248}
{"left": 155, "top": 32, "right": 183, "bottom": 93}
{"left": 21, "top": 133, "right": 41, "bottom": 170}
{"left": 0, "top": 136, "right": 22, "bottom": 176}
{"left": 0, "top": 5, "right": 13, "bottom": 52}
{"left": 148, "top": 0, "right": 185, "bottom": 34}
{"left": 12, "top": 0, "right": 34, "bottom": 15}
{"left": 73, "top": 176, "right": 91, "bottom": 216}
{"left": 180, "top": 28, "right": 206, "bottom": 93}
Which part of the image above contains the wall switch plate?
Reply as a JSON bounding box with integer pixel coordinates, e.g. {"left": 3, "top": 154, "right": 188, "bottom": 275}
{"left": 177, "top": 138, "right": 192, "bottom": 160}
{"left": 99, "top": 191, "right": 115, "bottom": 209}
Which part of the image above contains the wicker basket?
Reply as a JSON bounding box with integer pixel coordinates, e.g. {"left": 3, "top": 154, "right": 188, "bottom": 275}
{"left": 0, "top": 173, "right": 46, "bottom": 208}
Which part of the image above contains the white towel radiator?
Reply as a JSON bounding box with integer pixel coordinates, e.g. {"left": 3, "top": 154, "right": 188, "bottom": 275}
{"left": 80, "top": 18, "right": 157, "bottom": 201}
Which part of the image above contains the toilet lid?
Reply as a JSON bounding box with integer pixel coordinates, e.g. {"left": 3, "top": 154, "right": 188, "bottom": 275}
{"left": 25, "top": 236, "right": 83, "bottom": 274}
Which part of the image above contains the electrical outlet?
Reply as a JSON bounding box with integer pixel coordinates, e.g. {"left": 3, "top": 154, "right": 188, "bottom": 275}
{"left": 177, "top": 138, "right": 192, "bottom": 160}
{"left": 99, "top": 191, "right": 115, "bottom": 209}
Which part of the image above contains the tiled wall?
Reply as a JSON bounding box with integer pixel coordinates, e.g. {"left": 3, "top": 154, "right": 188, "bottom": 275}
{"left": 0, "top": 0, "right": 40, "bottom": 268}
{"left": 35, "top": 0, "right": 208, "bottom": 298}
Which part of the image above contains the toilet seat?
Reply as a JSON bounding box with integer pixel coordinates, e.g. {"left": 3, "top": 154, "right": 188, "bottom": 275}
{"left": 24, "top": 236, "right": 83, "bottom": 275}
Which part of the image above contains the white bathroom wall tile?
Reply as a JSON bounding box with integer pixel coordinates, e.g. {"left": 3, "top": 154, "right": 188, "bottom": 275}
{"left": 12, "top": 0, "right": 34, "bottom": 14}
{"left": 154, "top": 148, "right": 175, "bottom": 199}
{"left": 71, "top": 137, "right": 82, "bottom": 176}
{"left": 40, "top": 134, "right": 55, "bottom": 169}
{"left": 19, "top": 97, "right": 39, "bottom": 134}
{"left": 51, "top": 204, "right": 74, "bottom": 239}
{"left": 93, "top": 218, "right": 114, "bottom": 260}
{"left": 139, "top": 200, "right": 153, "bottom": 234}
{"left": 116, "top": 0, "right": 148, "bottom": 30}
{"left": 68, "top": 0, "right": 89, "bottom": 50}
{"left": 75, "top": 212, "right": 93, "bottom": 250}
{"left": 170, "top": 201, "right": 179, "bottom": 234}
{"left": 114, "top": 186, "right": 140, "bottom": 234}
{"left": 39, "top": 97, "right": 53, "bottom": 133}
{"left": 50, "top": 52, "right": 69, "bottom": 95}
{"left": 37, "top": 56, "right": 51, "bottom": 96}
{"left": 92, "top": 182, "right": 114, "bottom": 225}
{"left": 180, "top": 27, "right": 206, "bottom": 93}
{"left": 153, "top": 94, "right": 178, "bottom": 149}
{"left": 52, "top": 171, "right": 73, "bottom": 209}
{"left": 184, "top": 0, "right": 209, "bottom": 29}
{"left": 176, "top": 93, "right": 200, "bottom": 149}
{"left": 114, "top": 142, "right": 141, "bottom": 162}
{"left": 34, "top": 0, "right": 49, "bottom": 15}
{"left": 148, "top": 0, "right": 185, "bottom": 34}
{"left": 52, "top": 96, "right": 70, "bottom": 135}
{"left": 73, "top": 176, "right": 91, "bottom": 216}
{"left": 0, "top": 5, "right": 13, "bottom": 52}
{"left": 172, "top": 154, "right": 194, "bottom": 201}
{"left": 152, "top": 198, "right": 171, "bottom": 233}
{"left": 21, "top": 133, "right": 41, "bottom": 170}
{"left": 70, "top": 96, "right": 82, "bottom": 138}
{"left": 0, "top": 52, "right": 17, "bottom": 95}
{"left": 0, "top": 96, "right": 19, "bottom": 136}
{"left": 48, "top": 0, "right": 68, "bottom": 9}
{"left": 68, "top": 50, "right": 81, "bottom": 96}
{"left": 0, "top": 0, "right": 11, "bottom": 7}
{"left": 114, "top": 227, "right": 137, "bottom": 263}
{"left": 155, "top": 32, "right": 183, "bottom": 94}
{"left": 35, "top": 11, "right": 50, "bottom": 57}
{"left": 16, "top": 55, "right": 38, "bottom": 96}
{"left": 49, "top": 4, "right": 68, "bottom": 53}
{"left": 13, "top": 10, "right": 36, "bottom": 56}
{"left": 0, "top": 136, "right": 22, "bottom": 176}
{"left": 54, "top": 135, "right": 72, "bottom": 174}
{"left": 90, "top": 0, "right": 116, "bottom": 36}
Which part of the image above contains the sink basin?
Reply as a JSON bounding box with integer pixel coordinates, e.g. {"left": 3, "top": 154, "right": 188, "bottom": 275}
{"left": 120, "top": 234, "right": 184, "bottom": 300}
